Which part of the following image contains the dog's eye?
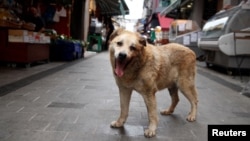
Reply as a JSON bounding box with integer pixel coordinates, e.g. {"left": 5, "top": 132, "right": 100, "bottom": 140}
{"left": 130, "top": 46, "right": 136, "bottom": 51}
{"left": 117, "top": 41, "right": 123, "bottom": 46}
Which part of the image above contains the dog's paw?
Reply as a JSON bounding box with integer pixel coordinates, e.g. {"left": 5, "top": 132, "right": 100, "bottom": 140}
{"left": 110, "top": 121, "right": 124, "bottom": 128}
{"left": 186, "top": 114, "right": 196, "bottom": 122}
{"left": 160, "top": 109, "right": 173, "bottom": 115}
{"left": 144, "top": 129, "right": 156, "bottom": 138}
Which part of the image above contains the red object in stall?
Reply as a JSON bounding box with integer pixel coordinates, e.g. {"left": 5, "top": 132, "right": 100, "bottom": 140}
{"left": 157, "top": 13, "right": 173, "bottom": 44}
{"left": 157, "top": 13, "right": 173, "bottom": 30}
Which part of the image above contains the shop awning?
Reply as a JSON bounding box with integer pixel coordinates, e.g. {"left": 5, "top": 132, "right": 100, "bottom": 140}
{"left": 95, "top": 0, "right": 129, "bottom": 16}
{"left": 159, "top": 0, "right": 190, "bottom": 18}
{"left": 157, "top": 13, "right": 173, "bottom": 29}
{"left": 160, "top": 0, "right": 181, "bottom": 16}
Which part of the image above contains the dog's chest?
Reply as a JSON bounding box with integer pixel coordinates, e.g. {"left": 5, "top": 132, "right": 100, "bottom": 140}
{"left": 116, "top": 75, "right": 158, "bottom": 93}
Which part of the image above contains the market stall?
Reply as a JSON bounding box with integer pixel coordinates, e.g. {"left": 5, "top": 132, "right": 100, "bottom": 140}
{"left": 0, "top": 0, "right": 84, "bottom": 67}
{"left": 198, "top": 2, "right": 250, "bottom": 69}
{"left": 168, "top": 19, "right": 205, "bottom": 60}
{"left": 0, "top": 3, "right": 51, "bottom": 67}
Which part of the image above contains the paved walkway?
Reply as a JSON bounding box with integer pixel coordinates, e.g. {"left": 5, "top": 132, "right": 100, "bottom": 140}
{"left": 0, "top": 51, "right": 249, "bottom": 141}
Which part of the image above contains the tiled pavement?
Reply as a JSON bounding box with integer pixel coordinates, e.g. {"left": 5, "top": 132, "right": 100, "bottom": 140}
{"left": 0, "top": 51, "right": 250, "bottom": 141}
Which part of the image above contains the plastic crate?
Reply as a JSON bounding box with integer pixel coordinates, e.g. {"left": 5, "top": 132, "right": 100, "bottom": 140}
{"left": 50, "top": 39, "right": 83, "bottom": 61}
{"left": 87, "top": 34, "right": 102, "bottom": 52}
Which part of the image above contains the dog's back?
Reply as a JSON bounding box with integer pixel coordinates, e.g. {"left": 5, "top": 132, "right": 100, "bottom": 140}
{"left": 139, "top": 43, "right": 196, "bottom": 91}
{"left": 157, "top": 43, "right": 196, "bottom": 68}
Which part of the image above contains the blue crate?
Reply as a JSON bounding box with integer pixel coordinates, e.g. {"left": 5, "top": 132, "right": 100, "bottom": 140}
{"left": 50, "top": 39, "right": 83, "bottom": 61}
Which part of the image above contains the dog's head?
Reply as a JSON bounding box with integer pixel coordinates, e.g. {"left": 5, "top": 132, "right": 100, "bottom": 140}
{"left": 109, "top": 28, "right": 147, "bottom": 77}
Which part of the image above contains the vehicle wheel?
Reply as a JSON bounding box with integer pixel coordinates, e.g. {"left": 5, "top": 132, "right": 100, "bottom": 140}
{"left": 11, "top": 63, "right": 16, "bottom": 68}
{"left": 45, "top": 59, "right": 50, "bottom": 63}
{"left": 227, "top": 70, "right": 233, "bottom": 75}
{"left": 25, "top": 63, "right": 31, "bottom": 68}
{"left": 206, "top": 62, "right": 212, "bottom": 68}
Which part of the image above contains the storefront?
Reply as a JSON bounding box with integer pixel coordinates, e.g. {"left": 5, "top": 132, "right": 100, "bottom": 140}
{"left": 86, "top": 0, "right": 129, "bottom": 51}
{"left": 0, "top": 0, "right": 84, "bottom": 66}
{"left": 0, "top": 0, "right": 129, "bottom": 67}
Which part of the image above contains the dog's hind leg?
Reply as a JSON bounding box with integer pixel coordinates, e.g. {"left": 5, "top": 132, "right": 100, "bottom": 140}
{"left": 178, "top": 78, "right": 198, "bottom": 122}
{"left": 111, "top": 87, "right": 132, "bottom": 128}
{"left": 160, "top": 86, "right": 179, "bottom": 115}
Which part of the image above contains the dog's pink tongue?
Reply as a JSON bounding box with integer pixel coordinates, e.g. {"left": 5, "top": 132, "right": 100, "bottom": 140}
{"left": 115, "top": 61, "right": 125, "bottom": 77}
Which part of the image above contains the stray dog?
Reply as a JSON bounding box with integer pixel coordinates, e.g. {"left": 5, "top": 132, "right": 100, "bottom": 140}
{"left": 109, "top": 28, "right": 198, "bottom": 138}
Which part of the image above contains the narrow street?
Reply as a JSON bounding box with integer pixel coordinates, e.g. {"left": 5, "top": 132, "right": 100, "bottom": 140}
{"left": 0, "top": 51, "right": 249, "bottom": 141}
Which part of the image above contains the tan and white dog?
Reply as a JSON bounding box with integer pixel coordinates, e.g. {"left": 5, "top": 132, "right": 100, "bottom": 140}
{"left": 109, "top": 28, "right": 198, "bottom": 138}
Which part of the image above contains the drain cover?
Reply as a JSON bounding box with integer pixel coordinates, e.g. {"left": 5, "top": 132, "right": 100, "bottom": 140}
{"left": 47, "top": 102, "right": 85, "bottom": 109}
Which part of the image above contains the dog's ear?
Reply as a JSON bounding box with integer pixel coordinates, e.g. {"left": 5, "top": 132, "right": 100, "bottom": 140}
{"left": 109, "top": 28, "right": 124, "bottom": 43}
{"left": 139, "top": 36, "right": 147, "bottom": 47}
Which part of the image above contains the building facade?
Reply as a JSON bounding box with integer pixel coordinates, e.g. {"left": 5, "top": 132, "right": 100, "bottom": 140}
{"left": 143, "top": 0, "right": 243, "bottom": 28}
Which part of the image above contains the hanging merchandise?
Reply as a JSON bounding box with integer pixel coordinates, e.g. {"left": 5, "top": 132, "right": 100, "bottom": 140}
{"left": 59, "top": 7, "right": 67, "bottom": 17}
{"left": 53, "top": 10, "right": 60, "bottom": 22}
{"left": 52, "top": 6, "right": 68, "bottom": 22}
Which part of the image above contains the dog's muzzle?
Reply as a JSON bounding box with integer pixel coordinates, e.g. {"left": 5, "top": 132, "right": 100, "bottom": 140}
{"left": 114, "top": 52, "right": 130, "bottom": 77}
{"left": 118, "top": 52, "right": 127, "bottom": 61}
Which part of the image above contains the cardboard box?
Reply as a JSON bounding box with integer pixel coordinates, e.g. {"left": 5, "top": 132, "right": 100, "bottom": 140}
{"left": 8, "top": 30, "right": 50, "bottom": 43}
{"left": 8, "top": 29, "right": 28, "bottom": 36}
{"left": 8, "top": 29, "right": 28, "bottom": 42}
{"left": 8, "top": 35, "right": 24, "bottom": 42}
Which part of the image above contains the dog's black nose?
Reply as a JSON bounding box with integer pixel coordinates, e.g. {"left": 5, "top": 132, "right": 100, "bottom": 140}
{"left": 118, "top": 52, "right": 127, "bottom": 60}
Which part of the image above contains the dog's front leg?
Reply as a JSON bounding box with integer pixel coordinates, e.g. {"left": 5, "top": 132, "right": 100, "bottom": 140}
{"left": 111, "top": 87, "right": 132, "bottom": 128}
{"left": 142, "top": 93, "right": 158, "bottom": 138}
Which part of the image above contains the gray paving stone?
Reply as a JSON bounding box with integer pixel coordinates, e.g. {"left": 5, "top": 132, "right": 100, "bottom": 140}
{"left": 0, "top": 106, "right": 23, "bottom": 113}
{"left": 17, "top": 107, "right": 64, "bottom": 115}
{"left": 47, "top": 102, "right": 86, "bottom": 109}
{"left": 4, "top": 130, "right": 67, "bottom": 141}
{"left": 96, "top": 124, "right": 145, "bottom": 136}
{"left": 0, "top": 120, "right": 50, "bottom": 131}
{"left": 47, "top": 122, "right": 97, "bottom": 133}
{"left": 65, "top": 132, "right": 121, "bottom": 141}
{"left": 0, "top": 112, "right": 34, "bottom": 122}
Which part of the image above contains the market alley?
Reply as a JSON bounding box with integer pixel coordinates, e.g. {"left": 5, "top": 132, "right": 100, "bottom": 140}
{"left": 0, "top": 51, "right": 250, "bottom": 141}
